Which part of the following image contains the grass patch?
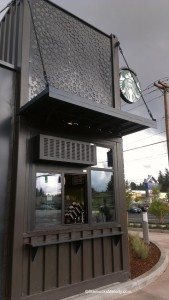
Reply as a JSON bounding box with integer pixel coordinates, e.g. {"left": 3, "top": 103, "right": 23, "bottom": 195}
{"left": 129, "top": 233, "right": 149, "bottom": 259}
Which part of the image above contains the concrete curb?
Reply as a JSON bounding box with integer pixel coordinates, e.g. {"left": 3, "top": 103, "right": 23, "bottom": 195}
{"left": 64, "top": 241, "right": 168, "bottom": 300}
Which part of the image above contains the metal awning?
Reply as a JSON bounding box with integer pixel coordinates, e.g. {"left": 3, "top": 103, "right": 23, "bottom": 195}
{"left": 19, "top": 86, "right": 156, "bottom": 136}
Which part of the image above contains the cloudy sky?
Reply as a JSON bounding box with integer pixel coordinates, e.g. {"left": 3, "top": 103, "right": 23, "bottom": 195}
{"left": 1, "top": 0, "right": 169, "bottom": 183}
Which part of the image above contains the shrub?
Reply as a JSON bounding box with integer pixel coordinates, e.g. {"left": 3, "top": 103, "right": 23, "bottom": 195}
{"left": 129, "top": 233, "right": 149, "bottom": 259}
{"left": 149, "top": 199, "right": 169, "bottom": 224}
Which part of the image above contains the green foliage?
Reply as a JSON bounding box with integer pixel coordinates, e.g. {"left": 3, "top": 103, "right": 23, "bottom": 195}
{"left": 152, "top": 186, "right": 160, "bottom": 198}
{"left": 134, "top": 195, "right": 146, "bottom": 202}
{"left": 165, "top": 191, "right": 169, "bottom": 202}
{"left": 129, "top": 233, "right": 149, "bottom": 259}
{"left": 130, "top": 181, "right": 145, "bottom": 190}
{"left": 158, "top": 169, "right": 169, "bottom": 192}
{"left": 149, "top": 191, "right": 169, "bottom": 223}
{"left": 126, "top": 189, "right": 133, "bottom": 209}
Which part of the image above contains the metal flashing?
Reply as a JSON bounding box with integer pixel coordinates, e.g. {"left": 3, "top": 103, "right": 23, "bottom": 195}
{"left": 19, "top": 86, "right": 156, "bottom": 136}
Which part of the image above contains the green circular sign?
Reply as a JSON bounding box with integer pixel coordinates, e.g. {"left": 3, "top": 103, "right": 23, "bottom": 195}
{"left": 119, "top": 68, "right": 141, "bottom": 104}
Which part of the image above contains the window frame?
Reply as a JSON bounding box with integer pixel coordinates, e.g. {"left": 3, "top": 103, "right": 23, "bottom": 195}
{"left": 90, "top": 144, "right": 115, "bottom": 224}
{"left": 30, "top": 164, "right": 90, "bottom": 230}
{"left": 29, "top": 144, "right": 115, "bottom": 231}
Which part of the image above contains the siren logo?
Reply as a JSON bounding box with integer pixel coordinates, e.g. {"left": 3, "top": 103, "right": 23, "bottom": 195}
{"left": 119, "top": 68, "right": 141, "bottom": 104}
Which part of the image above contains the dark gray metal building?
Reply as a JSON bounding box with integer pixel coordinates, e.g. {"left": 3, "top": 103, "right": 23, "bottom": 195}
{"left": 0, "top": 1, "right": 156, "bottom": 299}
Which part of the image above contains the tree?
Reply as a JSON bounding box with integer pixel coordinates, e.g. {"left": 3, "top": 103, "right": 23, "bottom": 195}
{"left": 158, "top": 169, "right": 169, "bottom": 192}
{"left": 130, "top": 182, "right": 137, "bottom": 190}
{"left": 149, "top": 187, "right": 169, "bottom": 224}
{"left": 130, "top": 181, "right": 145, "bottom": 190}
{"left": 107, "top": 175, "right": 113, "bottom": 191}
{"left": 126, "top": 188, "right": 133, "bottom": 210}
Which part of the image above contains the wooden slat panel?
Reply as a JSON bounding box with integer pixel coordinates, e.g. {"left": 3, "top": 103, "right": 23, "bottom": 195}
{"left": 58, "top": 243, "right": 70, "bottom": 287}
{"left": 44, "top": 245, "right": 57, "bottom": 290}
{"left": 82, "top": 239, "right": 93, "bottom": 280}
{"left": 103, "top": 237, "right": 113, "bottom": 274}
{"left": 70, "top": 241, "right": 82, "bottom": 284}
{"left": 93, "top": 238, "right": 103, "bottom": 277}
{"left": 113, "top": 238, "right": 122, "bottom": 272}
{"left": 29, "top": 237, "right": 44, "bottom": 294}
{"left": 22, "top": 243, "right": 30, "bottom": 296}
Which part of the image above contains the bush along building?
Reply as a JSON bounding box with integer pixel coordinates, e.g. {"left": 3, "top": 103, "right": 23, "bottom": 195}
{"left": 0, "top": 1, "right": 156, "bottom": 299}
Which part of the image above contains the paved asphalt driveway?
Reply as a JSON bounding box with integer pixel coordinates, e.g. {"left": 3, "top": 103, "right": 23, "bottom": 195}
{"left": 121, "top": 231, "right": 169, "bottom": 300}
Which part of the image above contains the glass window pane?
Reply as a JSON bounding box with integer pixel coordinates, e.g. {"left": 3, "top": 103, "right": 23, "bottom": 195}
{"left": 93, "top": 146, "right": 112, "bottom": 169}
{"left": 35, "top": 173, "right": 62, "bottom": 227}
{"left": 64, "top": 174, "right": 87, "bottom": 224}
{"left": 91, "top": 170, "right": 115, "bottom": 223}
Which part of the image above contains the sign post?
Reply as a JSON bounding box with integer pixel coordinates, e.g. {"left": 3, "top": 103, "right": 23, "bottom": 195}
{"left": 142, "top": 212, "right": 149, "bottom": 244}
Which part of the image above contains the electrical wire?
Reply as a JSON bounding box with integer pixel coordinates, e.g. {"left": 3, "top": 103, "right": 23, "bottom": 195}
{"left": 124, "top": 152, "right": 167, "bottom": 163}
{"left": 123, "top": 139, "right": 167, "bottom": 152}
{"left": 122, "top": 86, "right": 163, "bottom": 109}
{"left": 123, "top": 95, "right": 163, "bottom": 112}
{"left": 125, "top": 130, "right": 166, "bottom": 145}
{"left": 119, "top": 46, "right": 156, "bottom": 121}
{"left": 142, "top": 88, "right": 161, "bottom": 96}
{"left": 142, "top": 77, "right": 169, "bottom": 92}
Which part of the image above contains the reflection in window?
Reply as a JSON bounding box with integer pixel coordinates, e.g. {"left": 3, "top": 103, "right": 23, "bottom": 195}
{"left": 35, "top": 173, "right": 62, "bottom": 227}
{"left": 64, "top": 174, "right": 87, "bottom": 224}
{"left": 93, "top": 146, "right": 112, "bottom": 169}
{"left": 91, "top": 171, "right": 115, "bottom": 223}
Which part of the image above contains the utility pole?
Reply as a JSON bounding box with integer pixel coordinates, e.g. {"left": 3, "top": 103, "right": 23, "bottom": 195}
{"left": 154, "top": 81, "right": 169, "bottom": 165}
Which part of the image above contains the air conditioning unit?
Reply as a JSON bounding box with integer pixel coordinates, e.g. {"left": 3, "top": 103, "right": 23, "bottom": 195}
{"left": 31, "top": 134, "right": 97, "bottom": 166}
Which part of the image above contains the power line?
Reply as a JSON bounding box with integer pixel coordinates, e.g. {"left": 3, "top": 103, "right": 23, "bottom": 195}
{"left": 124, "top": 152, "right": 167, "bottom": 163}
{"left": 123, "top": 140, "right": 167, "bottom": 152}
{"left": 121, "top": 80, "right": 165, "bottom": 109}
{"left": 142, "top": 88, "right": 162, "bottom": 96}
{"left": 123, "top": 95, "right": 163, "bottom": 112}
{"left": 142, "top": 77, "right": 169, "bottom": 92}
{"left": 125, "top": 130, "right": 166, "bottom": 145}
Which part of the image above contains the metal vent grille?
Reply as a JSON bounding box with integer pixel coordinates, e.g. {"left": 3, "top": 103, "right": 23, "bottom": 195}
{"left": 33, "top": 135, "right": 96, "bottom": 165}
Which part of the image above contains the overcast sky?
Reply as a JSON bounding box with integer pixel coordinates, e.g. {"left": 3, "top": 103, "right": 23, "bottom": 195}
{"left": 1, "top": 0, "right": 169, "bottom": 183}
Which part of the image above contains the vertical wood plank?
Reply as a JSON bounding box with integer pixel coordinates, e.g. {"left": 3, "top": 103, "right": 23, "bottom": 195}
{"left": 44, "top": 245, "right": 57, "bottom": 290}
{"left": 113, "top": 237, "right": 122, "bottom": 272}
{"left": 29, "top": 237, "right": 43, "bottom": 294}
{"left": 22, "top": 242, "right": 30, "bottom": 296}
{"left": 103, "top": 237, "right": 113, "bottom": 274}
{"left": 82, "top": 240, "right": 93, "bottom": 280}
{"left": 93, "top": 238, "right": 103, "bottom": 277}
{"left": 44, "top": 234, "right": 57, "bottom": 290}
{"left": 58, "top": 243, "right": 70, "bottom": 287}
{"left": 70, "top": 242, "right": 82, "bottom": 284}
{"left": 70, "top": 231, "right": 82, "bottom": 284}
